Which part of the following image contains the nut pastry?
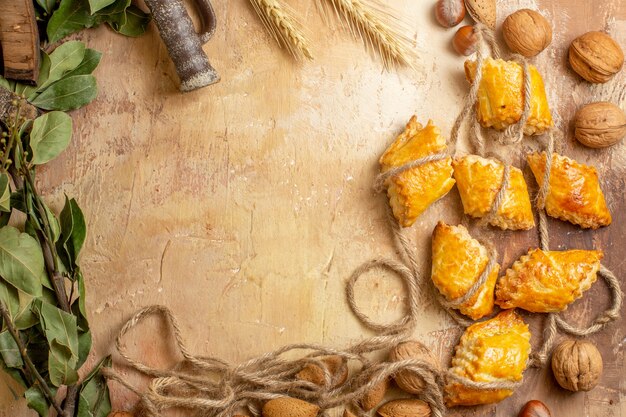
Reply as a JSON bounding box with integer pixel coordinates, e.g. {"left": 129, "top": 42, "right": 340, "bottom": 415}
{"left": 379, "top": 116, "right": 455, "bottom": 227}
{"left": 445, "top": 310, "right": 531, "bottom": 407}
{"left": 527, "top": 152, "right": 612, "bottom": 229}
{"left": 431, "top": 222, "right": 499, "bottom": 320}
{"left": 495, "top": 248, "right": 603, "bottom": 313}
{"left": 452, "top": 155, "right": 534, "bottom": 230}
{"left": 464, "top": 58, "right": 553, "bottom": 135}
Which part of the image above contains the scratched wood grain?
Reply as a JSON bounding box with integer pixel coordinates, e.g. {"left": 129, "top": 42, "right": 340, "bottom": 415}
{"left": 0, "top": 0, "right": 624, "bottom": 416}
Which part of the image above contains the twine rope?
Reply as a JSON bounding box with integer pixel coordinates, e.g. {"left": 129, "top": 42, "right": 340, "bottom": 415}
{"left": 528, "top": 131, "right": 623, "bottom": 366}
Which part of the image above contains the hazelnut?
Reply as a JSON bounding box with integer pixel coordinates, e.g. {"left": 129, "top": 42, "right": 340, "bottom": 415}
{"left": 388, "top": 341, "right": 439, "bottom": 394}
{"left": 452, "top": 25, "right": 479, "bottom": 56}
{"left": 574, "top": 102, "right": 626, "bottom": 148}
{"left": 502, "top": 9, "right": 552, "bottom": 57}
{"left": 435, "top": 0, "right": 466, "bottom": 28}
{"left": 518, "top": 400, "right": 552, "bottom": 417}
{"left": 551, "top": 339, "right": 603, "bottom": 392}
{"left": 569, "top": 31, "right": 624, "bottom": 83}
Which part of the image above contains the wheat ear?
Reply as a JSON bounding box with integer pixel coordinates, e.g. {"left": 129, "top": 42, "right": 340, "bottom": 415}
{"left": 248, "top": 0, "right": 313, "bottom": 61}
{"left": 319, "top": 0, "right": 417, "bottom": 69}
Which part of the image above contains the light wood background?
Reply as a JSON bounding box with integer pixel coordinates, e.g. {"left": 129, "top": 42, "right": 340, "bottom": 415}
{"left": 1, "top": 0, "right": 625, "bottom": 416}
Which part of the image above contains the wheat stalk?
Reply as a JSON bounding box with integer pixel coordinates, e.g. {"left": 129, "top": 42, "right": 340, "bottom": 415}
{"left": 248, "top": 0, "right": 313, "bottom": 61}
{"left": 319, "top": 0, "right": 417, "bottom": 69}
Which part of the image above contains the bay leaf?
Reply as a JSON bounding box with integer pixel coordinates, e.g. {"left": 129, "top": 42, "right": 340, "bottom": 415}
{"left": 77, "top": 356, "right": 112, "bottom": 417}
{"left": 39, "top": 40, "right": 86, "bottom": 91}
{"left": 25, "top": 52, "right": 51, "bottom": 101}
{"left": 29, "top": 111, "right": 73, "bottom": 165}
{"left": 64, "top": 48, "right": 102, "bottom": 78}
{"left": 0, "top": 226, "right": 45, "bottom": 297}
{"left": 0, "top": 330, "right": 22, "bottom": 368}
{"left": 88, "top": 0, "right": 116, "bottom": 14}
{"left": 0, "top": 174, "right": 10, "bottom": 212}
{"left": 48, "top": 340, "right": 79, "bottom": 386}
{"left": 0, "top": 280, "right": 20, "bottom": 323}
{"left": 25, "top": 385, "right": 53, "bottom": 417}
{"left": 111, "top": 5, "right": 150, "bottom": 37}
{"left": 47, "top": 0, "right": 97, "bottom": 44}
{"left": 31, "top": 75, "right": 98, "bottom": 111}
{"left": 36, "top": 301, "right": 79, "bottom": 357}
{"left": 59, "top": 196, "right": 86, "bottom": 269}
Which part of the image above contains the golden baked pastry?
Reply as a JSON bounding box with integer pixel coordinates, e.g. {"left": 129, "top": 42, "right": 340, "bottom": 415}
{"left": 495, "top": 248, "right": 603, "bottom": 313}
{"left": 452, "top": 155, "right": 534, "bottom": 230}
{"left": 464, "top": 58, "right": 552, "bottom": 135}
{"left": 445, "top": 310, "right": 531, "bottom": 407}
{"left": 379, "top": 116, "right": 455, "bottom": 227}
{"left": 527, "top": 152, "right": 612, "bottom": 229}
{"left": 431, "top": 222, "right": 499, "bottom": 320}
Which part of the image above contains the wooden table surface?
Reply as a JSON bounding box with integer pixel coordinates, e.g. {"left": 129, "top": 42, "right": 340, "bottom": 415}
{"left": 1, "top": 0, "right": 625, "bottom": 416}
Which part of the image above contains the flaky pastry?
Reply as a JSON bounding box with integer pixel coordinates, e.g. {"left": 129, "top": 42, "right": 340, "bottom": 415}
{"left": 452, "top": 155, "right": 534, "bottom": 230}
{"left": 445, "top": 310, "right": 531, "bottom": 407}
{"left": 379, "top": 116, "right": 455, "bottom": 227}
{"left": 431, "top": 222, "right": 499, "bottom": 320}
{"left": 495, "top": 248, "right": 603, "bottom": 313}
{"left": 527, "top": 152, "right": 612, "bottom": 229}
{"left": 465, "top": 58, "right": 552, "bottom": 135}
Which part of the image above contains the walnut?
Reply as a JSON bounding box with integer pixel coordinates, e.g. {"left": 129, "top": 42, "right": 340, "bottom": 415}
{"left": 574, "top": 102, "right": 626, "bottom": 148}
{"left": 569, "top": 31, "right": 624, "bottom": 83}
{"left": 551, "top": 339, "right": 603, "bottom": 392}
{"left": 502, "top": 9, "right": 552, "bottom": 57}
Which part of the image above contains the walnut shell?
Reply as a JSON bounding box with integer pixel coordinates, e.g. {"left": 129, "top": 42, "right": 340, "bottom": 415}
{"left": 551, "top": 339, "right": 603, "bottom": 392}
{"left": 388, "top": 341, "right": 439, "bottom": 394}
{"left": 574, "top": 102, "right": 626, "bottom": 148}
{"left": 502, "top": 9, "right": 552, "bottom": 57}
{"left": 569, "top": 31, "right": 624, "bottom": 83}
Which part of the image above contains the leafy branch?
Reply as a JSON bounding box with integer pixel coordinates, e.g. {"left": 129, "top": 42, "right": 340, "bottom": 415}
{"left": 0, "top": 40, "right": 111, "bottom": 417}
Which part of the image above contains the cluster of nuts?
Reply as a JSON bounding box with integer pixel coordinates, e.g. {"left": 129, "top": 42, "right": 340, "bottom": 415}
{"left": 433, "top": 0, "right": 496, "bottom": 56}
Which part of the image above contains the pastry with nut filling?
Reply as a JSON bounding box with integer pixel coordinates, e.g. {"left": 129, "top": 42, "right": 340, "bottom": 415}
{"left": 379, "top": 116, "right": 455, "bottom": 227}
{"left": 496, "top": 248, "right": 603, "bottom": 313}
{"left": 431, "top": 222, "right": 499, "bottom": 320}
{"left": 465, "top": 58, "right": 553, "bottom": 135}
{"left": 445, "top": 310, "right": 531, "bottom": 407}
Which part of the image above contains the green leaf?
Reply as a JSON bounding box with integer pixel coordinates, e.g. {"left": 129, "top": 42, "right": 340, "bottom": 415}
{"left": 47, "top": 0, "right": 97, "bottom": 44}
{"left": 64, "top": 48, "right": 102, "bottom": 77}
{"left": 39, "top": 41, "right": 86, "bottom": 92}
{"left": 72, "top": 271, "right": 89, "bottom": 331}
{"left": 36, "top": 301, "right": 79, "bottom": 357}
{"left": 36, "top": 0, "right": 57, "bottom": 14}
{"left": 0, "top": 226, "right": 45, "bottom": 297}
{"left": 29, "top": 111, "right": 73, "bottom": 164}
{"left": 25, "top": 52, "right": 52, "bottom": 101}
{"left": 48, "top": 341, "right": 79, "bottom": 386}
{"left": 0, "top": 331, "right": 22, "bottom": 367}
{"left": 43, "top": 203, "right": 61, "bottom": 244}
{"left": 0, "top": 77, "right": 10, "bottom": 90}
{"left": 13, "top": 291, "right": 38, "bottom": 330}
{"left": 88, "top": 0, "right": 116, "bottom": 14}
{"left": 78, "top": 356, "right": 112, "bottom": 417}
{"left": 25, "top": 385, "right": 53, "bottom": 417}
{"left": 59, "top": 196, "right": 86, "bottom": 268}
{"left": 0, "top": 174, "right": 9, "bottom": 213}
{"left": 35, "top": 301, "right": 80, "bottom": 386}
{"left": 0, "top": 280, "right": 20, "bottom": 324}
{"left": 76, "top": 330, "right": 91, "bottom": 368}
{"left": 110, "top": 5, "right": 150, "bottom": 37}
{"left": 31, "top": 75, "right": 98, "bottom": 111}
